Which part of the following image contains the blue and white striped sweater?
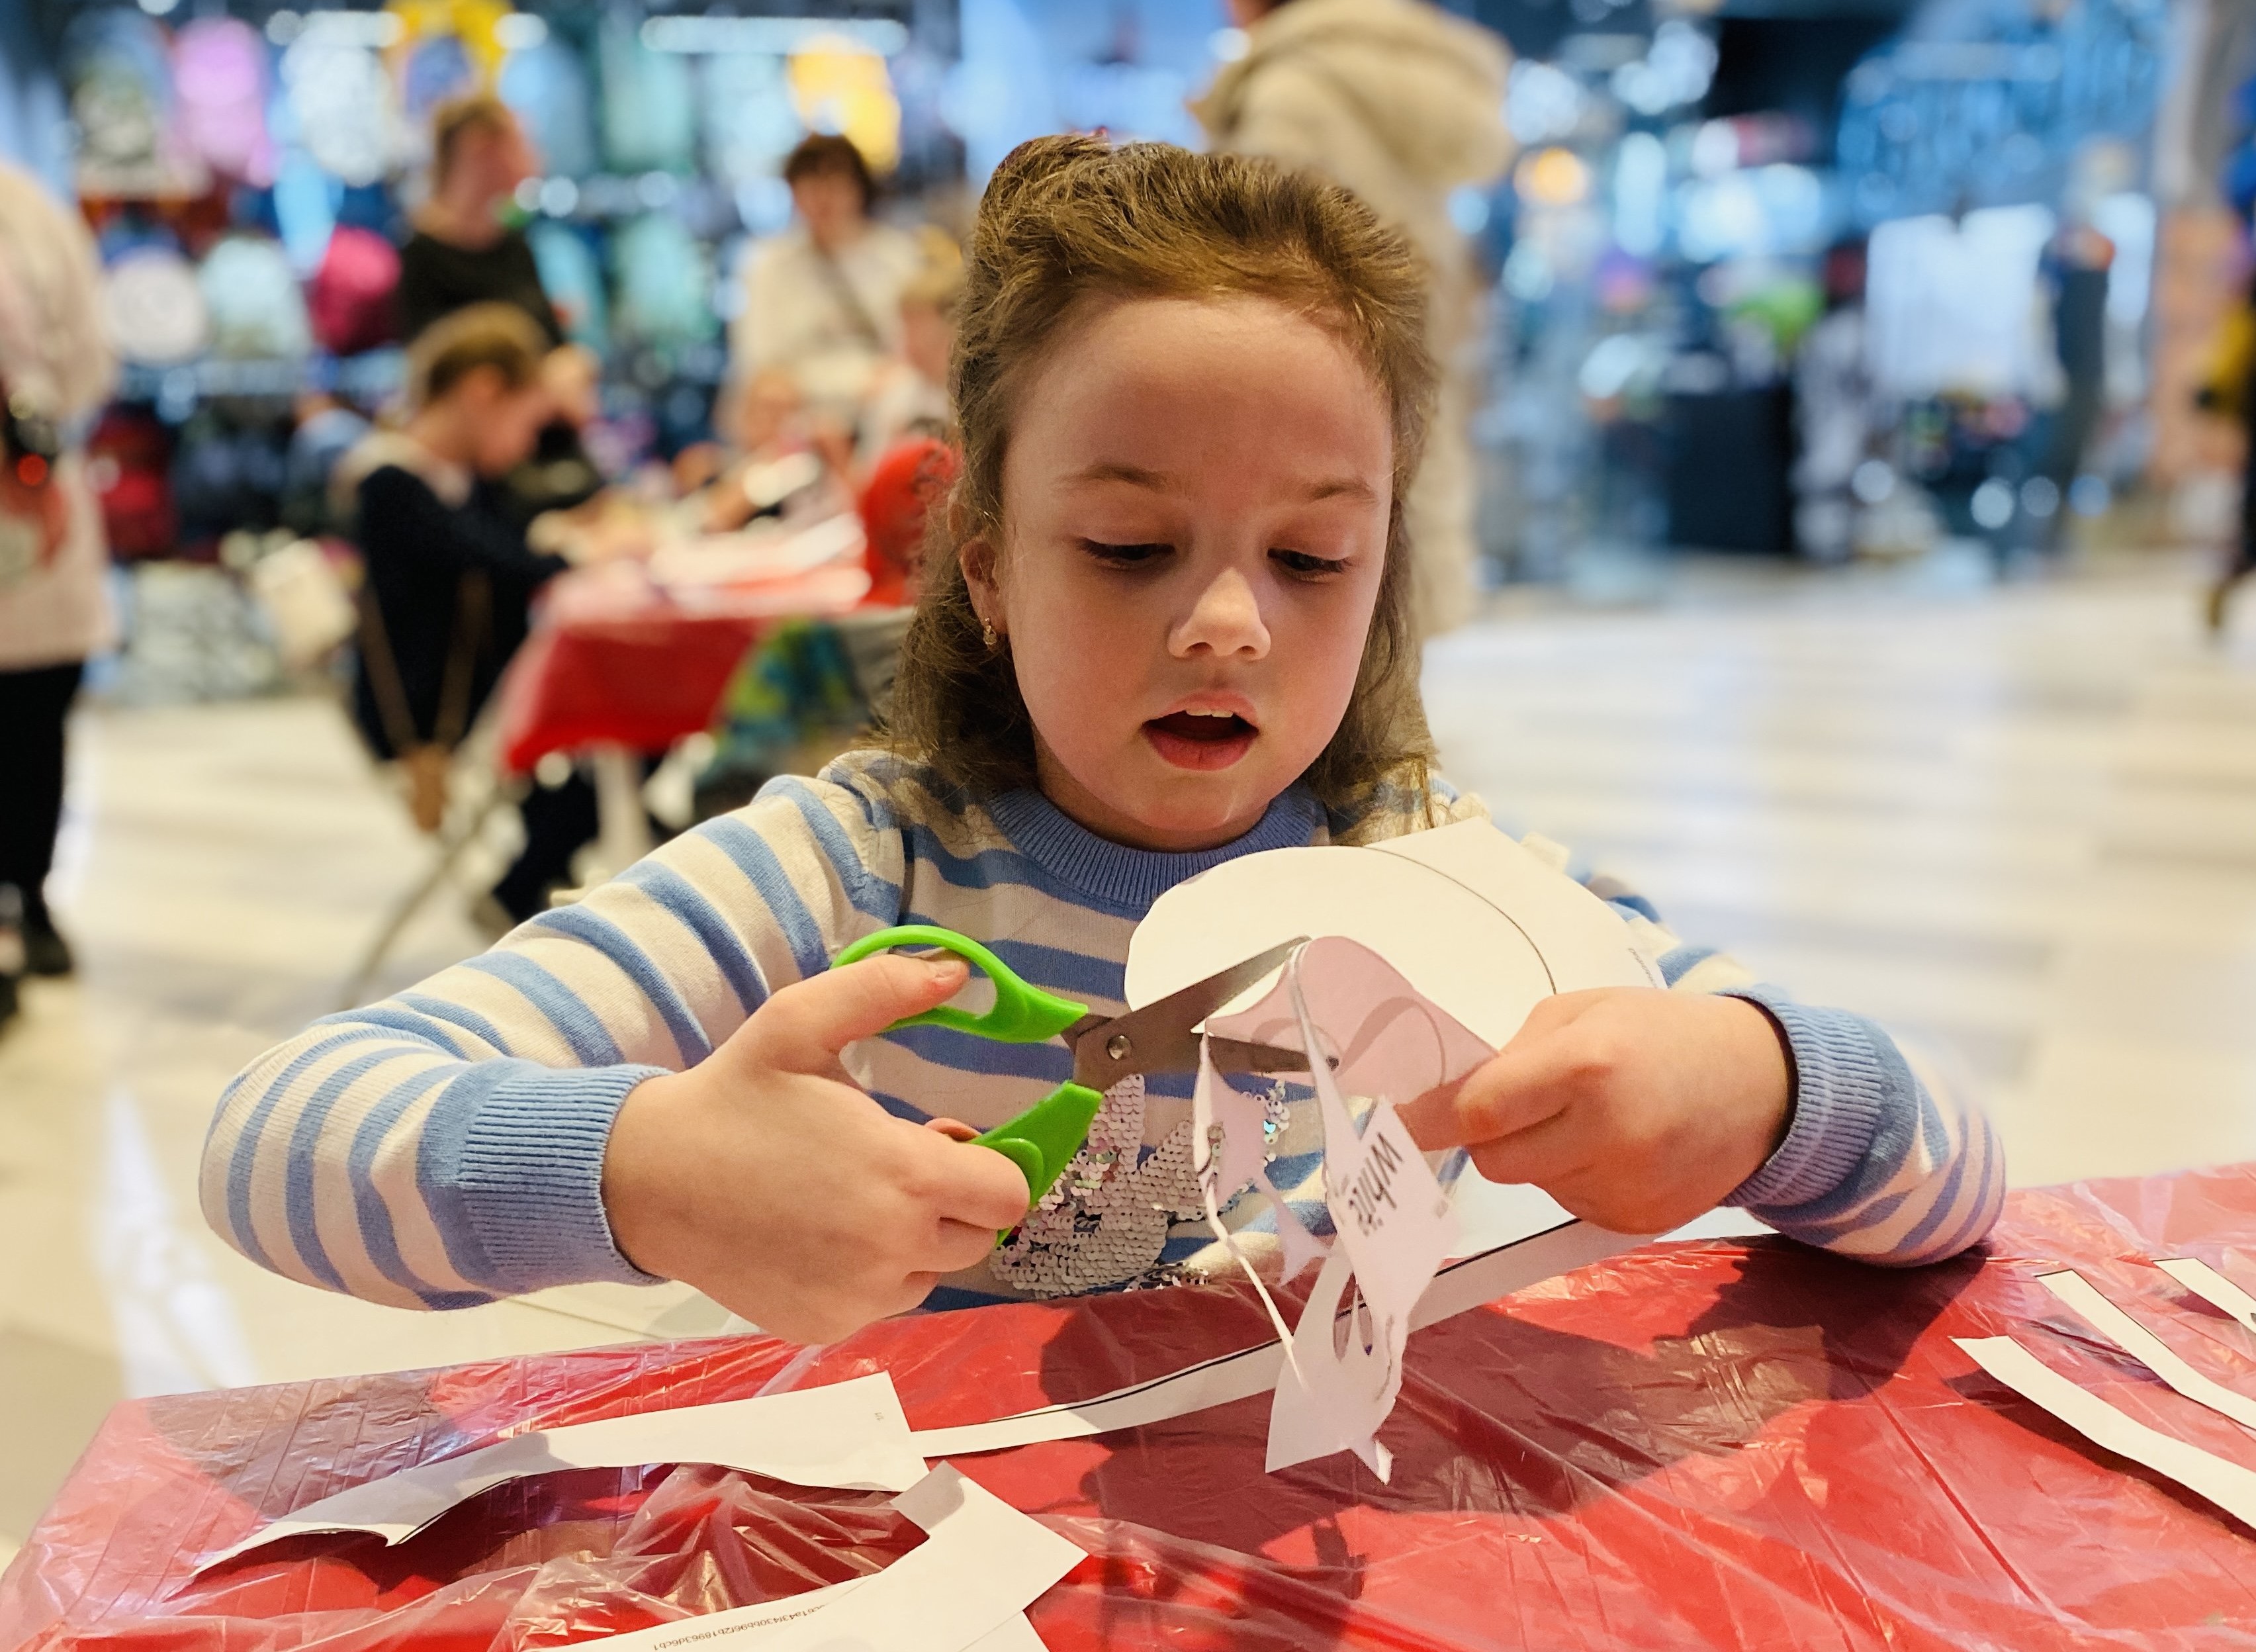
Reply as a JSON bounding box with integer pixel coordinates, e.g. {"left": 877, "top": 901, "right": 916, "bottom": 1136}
{"left": 201, "top": 750, "right": 2005, "bottom": 1312}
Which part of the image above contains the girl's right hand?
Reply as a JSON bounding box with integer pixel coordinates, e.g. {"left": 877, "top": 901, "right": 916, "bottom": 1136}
{"left": 601, "top": 952, "right": 1032, "bottom": 1344}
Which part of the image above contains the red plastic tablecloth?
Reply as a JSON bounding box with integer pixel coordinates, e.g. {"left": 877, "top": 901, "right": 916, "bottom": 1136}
{"left": 493, "top": 563, "right": 870, "bottom": 777}
{"left": 13, "top": 1166, "right": 2256, "bottom": 1650}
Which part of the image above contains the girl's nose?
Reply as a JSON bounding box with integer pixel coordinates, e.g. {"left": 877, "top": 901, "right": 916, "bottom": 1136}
{"left": 1169, "top": 566, "right": 1271, "bottom": 659}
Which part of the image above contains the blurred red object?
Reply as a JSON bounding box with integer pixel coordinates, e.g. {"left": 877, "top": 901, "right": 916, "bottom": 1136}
{"left": 857, "top": 435, "right": 956, "bottom": 608}
{"left": 83, "top": 406, "right": 175, "bottom": 561}
{"left": 12, "top": 1164, "right": 2256, "bottom": 1649}
{"left": 306, "top": 227, "right": 402, "bottom": 358}
{"left": 494, "top": 562, "right": 869, "bottom": 775}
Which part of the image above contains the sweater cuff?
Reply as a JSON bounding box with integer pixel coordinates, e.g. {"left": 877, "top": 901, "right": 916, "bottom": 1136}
{"left": 454, "top": 1062, "right": 670, "bottom": 1292}
{"left": 1715, "top": 986, "right": 1897, "bottom": 1211}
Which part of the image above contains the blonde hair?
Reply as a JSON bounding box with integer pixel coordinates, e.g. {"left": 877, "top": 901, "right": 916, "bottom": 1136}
{"left": 429, "top": 93, "right": 518, "bottom": 190}
{"left": 406, "top": 302, "right": 547, "bottom": 408}
{"left": 887, "top": 136, "right": 1438, "bottom": 817}
{"left": 901, "top": 226, "right": 966, "bottom": 320}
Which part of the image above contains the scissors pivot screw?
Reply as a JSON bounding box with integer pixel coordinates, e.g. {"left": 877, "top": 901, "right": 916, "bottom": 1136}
{"left": 1106, "top": 1032, "right": 1132, "bottom": 1061}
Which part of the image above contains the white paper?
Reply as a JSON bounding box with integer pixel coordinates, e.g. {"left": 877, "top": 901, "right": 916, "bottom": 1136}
{"left": 2037, "top": 1269, "right": 2256, "bottom": 1432}
{"left": 582, "top": 1465, "right": 1080, "bottom": 1651}
{"left": 1258, "top": 958, "right": 1461, "bottom": 1477}
{"left": 1126, "top": 821, "right": 1656, "bottom": 1050}
{"left": 204, "top": 1372, "right": 927, "bottom": 1568}
{"left": 1191, "top": 1044, "right": 1303, "bottom": 1364}
{"left": 1956, "top": 1335, "right": 2256, "bottom": 1531}
{"left": 2158, "top": 1257, "right": 2256, "bottom": 1335}
{"left": 909, "top": 1215, "right": 1658, "bottom": 1459}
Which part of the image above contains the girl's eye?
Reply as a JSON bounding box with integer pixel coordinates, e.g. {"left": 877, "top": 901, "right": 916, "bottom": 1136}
{"left": 1272, "top": 549, "right": 1349, "bottom": 578}
{"left": 1079, "top": 539, "right": 1171, "bottom": 566}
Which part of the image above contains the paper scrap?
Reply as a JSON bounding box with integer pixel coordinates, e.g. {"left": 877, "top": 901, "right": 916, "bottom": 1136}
{"left": 582, "top": 1465, "right": 1081, "bottom": 1651}
{"left": 1956, "top": 1335, "right": 2256, "bottom": 1531}
{"left": 909, "top": 1215, "right": 1658, "bottom": 1459}
{"left": 1192, "top": 1044, "right": 1304, "bottom": 1367}
{"left": 2037, "top": 1270, "right": 2256, "bottom": 1433}
{"left": 203, "top": 1371, "right": 926, "bottom": 1569}
{"left": 2157, "top": 1257, "right": 2256, "bottom": 1335}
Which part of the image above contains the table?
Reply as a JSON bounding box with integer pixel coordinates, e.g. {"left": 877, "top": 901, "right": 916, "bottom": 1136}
{"left": 334, "top": 555, "right": 870, "bottom": 1007}
{"left": 494, "top": 559, "right": 872, "bottom": 870}
{"left": 11, "top": 1164, "right": 2256, "bottom": 1649}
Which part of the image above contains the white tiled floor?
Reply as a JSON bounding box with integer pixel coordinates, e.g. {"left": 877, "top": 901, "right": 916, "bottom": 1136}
{"left": 2, "top": 546, "right": 2254, "bottom": 1545}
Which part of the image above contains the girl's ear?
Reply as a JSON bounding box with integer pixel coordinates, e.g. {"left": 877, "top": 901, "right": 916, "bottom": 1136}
{"left": 960, "top": 531, "right": 1004, "bottom": 635}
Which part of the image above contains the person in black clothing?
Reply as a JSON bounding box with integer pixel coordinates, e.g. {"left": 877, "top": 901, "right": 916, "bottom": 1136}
{"left": 341, "top": 303, "right": 611, "bottom": 924}
{"left": 396, "top": 94, "right": 599, "bottom": 522}
{"left": 398, "top": 94, "right": 557, "bottom": 345}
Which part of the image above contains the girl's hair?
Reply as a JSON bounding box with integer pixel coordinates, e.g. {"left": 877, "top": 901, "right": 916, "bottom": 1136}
{"left": 406, "top": 302, "right": 547, "bottom": 409}
{"left": 888, "top": 136, "right": 1439, "bottom": 818}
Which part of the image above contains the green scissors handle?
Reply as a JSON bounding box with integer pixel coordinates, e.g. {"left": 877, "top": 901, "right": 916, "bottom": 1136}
{"left": 831, "top": 924, "right": 1104, "bottom": 1206}
{"left": 833, "top": 924, "right": 1087, "bottom": 1040}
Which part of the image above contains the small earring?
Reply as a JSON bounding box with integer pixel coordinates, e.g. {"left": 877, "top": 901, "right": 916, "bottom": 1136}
{"left": 981, "top": 617, "right": 999, "bottom": 650}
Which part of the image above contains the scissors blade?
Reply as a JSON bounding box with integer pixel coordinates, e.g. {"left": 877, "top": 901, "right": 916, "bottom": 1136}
{"left": 1071, "top": 936, "right": 1310, "bottom": 1092}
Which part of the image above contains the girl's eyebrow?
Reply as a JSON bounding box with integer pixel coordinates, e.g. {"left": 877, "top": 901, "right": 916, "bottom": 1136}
{"left": 1067, "top": 461, "right": 1376, "bottom": 504}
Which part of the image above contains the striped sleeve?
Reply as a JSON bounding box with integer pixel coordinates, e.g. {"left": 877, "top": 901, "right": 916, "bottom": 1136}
{"left": 198, "top": 772, "right": 906, "bottom": 1308}
{"left": 1549, "top": 839, "right": 2005, "bottom": 1266}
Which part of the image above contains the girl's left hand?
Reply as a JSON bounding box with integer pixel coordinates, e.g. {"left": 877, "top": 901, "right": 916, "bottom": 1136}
{"left": 1398, "top": 988, "right": 1793, "bottom": 1235}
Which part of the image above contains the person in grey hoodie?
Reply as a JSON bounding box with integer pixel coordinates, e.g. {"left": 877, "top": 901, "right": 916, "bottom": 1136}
{"left": 1196, "top": 0, "right": 1512, "bottom": 638}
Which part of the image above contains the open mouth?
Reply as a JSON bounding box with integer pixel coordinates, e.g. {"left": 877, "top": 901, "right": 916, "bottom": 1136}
{"left": 1143, "top": 709, "right": 1258, "bottom": 771}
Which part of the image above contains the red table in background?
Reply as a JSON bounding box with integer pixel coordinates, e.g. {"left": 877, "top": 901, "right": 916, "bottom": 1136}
{"left": 489, "top": 559, "right": 871, "bottom": 872}
{"left": 12, "top": 1165, "right": 2256, "bottom": 1650}
{"left": 494, "top": 560, "right": 873, "bottom": 776}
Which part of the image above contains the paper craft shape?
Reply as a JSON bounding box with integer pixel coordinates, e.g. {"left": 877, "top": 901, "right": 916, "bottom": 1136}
{"left": 1956, "top": 1336, "right": 2256, "bottom": 1531}
{"left": 1130, "top": 819, "right": 1664, "bottom": 1256}
{"left": 583, "top": 1466, "right": 1081, "bottom": 1652}
{"left": 1128, "top": 819, "right": 1661, "bottom": 1047}
{"left": 1186, "top": 939, "right": 1477, "bottom": 1475}
{"left": 203, "top": 1372, "right": 926, "bottom": 1569}
{"left": 2158, "top": 1257, "right": 2256, "bottom": 1334}
{"left": 2037, "top": 1269, "right": 2256, "bottom": 1433}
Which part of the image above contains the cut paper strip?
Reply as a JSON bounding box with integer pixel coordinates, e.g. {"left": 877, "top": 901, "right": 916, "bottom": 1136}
{"left": 1260, "top": 958, "right": 1462, "bottom": 1477}
{"left": 909, "top": 1215, "right": 1660, "bottom": 1459}
{"left": 1956, "top": 1335, "right": 2256, "bottom": 1532}
{"left": 582, "top": 1466, "right": 1081, "bottom": 1651}
{"left": 2158, "top": 1257, "right": 2256, "bottom": 1335}
{"left": 203, "top": 1372, "right": 926, "bottom": 1569}
{"left": 2038, "top": 1270, "right": 2256, "bottom": 1433}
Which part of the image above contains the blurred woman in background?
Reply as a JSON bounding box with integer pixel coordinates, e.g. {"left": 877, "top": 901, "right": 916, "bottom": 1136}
{"left": 398, "top": 93, "right": 601, "bottom": 522}
{"left": 731, "top": 134, "right": 923, "bottom": 424}
{"left": 0, "top": 161, "right": 116, "bottom": 997}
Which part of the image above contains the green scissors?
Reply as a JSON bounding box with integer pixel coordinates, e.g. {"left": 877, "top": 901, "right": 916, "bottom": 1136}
{"left": 831, "top": 925, "right": 1312, "bottom": 1207}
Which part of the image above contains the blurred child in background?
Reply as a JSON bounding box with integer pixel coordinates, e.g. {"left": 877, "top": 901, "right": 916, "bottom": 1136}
{"left": 338, "top": 303, "right": 632, "bottom": 924}
{"left": 857, "top": 229, "right": 962, "bottom": 467}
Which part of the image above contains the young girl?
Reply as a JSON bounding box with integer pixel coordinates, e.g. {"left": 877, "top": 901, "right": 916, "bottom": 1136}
{"left": 205, "top": 139, "right": 2002, "bottom": 1346}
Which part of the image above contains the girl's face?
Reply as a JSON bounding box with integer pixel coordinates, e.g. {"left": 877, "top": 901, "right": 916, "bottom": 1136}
{"left": 968, "top": 294, "right": 1392, "bottom": 852}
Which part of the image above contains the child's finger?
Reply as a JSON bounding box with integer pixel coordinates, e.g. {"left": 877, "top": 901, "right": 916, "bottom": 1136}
{"left": 1464, "top": 1109, "right": 1594, "bottom": 1189}
{"left": 930, "top": 1139, "right": 1038, "bottom": 1229}
{"left": 752, "top": 954, "right": 971, "bottom": 1069}
{"left": 1402, "top": 1033, "right": 1590, "bottom": 1149}
{"left": 929, "top": 1215, "right": 1012, "bottom": 1272}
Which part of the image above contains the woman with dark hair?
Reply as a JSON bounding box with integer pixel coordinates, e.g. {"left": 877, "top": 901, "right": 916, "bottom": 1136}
{"left": 729, "top": 134, "right": 923, "bottom": 420}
